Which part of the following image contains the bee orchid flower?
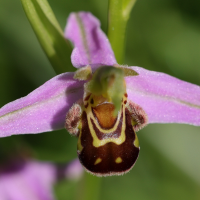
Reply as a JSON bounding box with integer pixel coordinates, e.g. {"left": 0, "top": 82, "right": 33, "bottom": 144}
{"left": 0, "top": 159, "right": 83, "bottom": 200}
{"left": 0, "top": 12, "right": 200, "bottom": 176}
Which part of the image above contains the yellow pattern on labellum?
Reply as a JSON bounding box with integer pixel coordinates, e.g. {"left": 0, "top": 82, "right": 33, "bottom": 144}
{"left": 65, "top": 66, "right": 148, "bottom": 176}
{"left": 115, "top": 157, "right": 122, "bottom": 164}
{"left": 85, "top": 94, "right": 127, "bottom": 148}
{"left": 134, "top": 134, "right": 139, "bottom": 148}
{"left": 77, "top": 123, "right": 83, "bottom": 151}
{"left": 94, "top": 158, "right": 102, "bottom": 165}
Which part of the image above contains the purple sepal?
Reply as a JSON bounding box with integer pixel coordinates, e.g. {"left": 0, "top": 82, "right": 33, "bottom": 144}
{"left": 0, "top": 73, "right": 84, "bottom": 137}
{"left": 65, "top": 12, "right": 116, "bottom": 69}
{"left": 126, "top": 67, "right": 200, "bottom": 125}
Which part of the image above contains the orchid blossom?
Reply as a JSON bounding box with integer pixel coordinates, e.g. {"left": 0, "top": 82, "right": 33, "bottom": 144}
{"left": 0, "top": 12, "right": 200, "bottom": 176}
{"left": 0, "top": 159, "right": 83, "bottom": 200}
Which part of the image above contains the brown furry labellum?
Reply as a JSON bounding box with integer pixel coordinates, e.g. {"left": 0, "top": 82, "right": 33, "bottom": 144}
{"left": 65, "top": 92, "right": 148, "bottom": 177}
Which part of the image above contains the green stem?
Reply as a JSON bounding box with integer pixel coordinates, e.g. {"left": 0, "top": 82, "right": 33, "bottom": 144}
{"left": 21, "top": 0, "right": 73, "bottom": 74}
{"left": 108, "top": 0, "right": 137, "bottom": 64}
{"left": 77, "top": 172, "right": 101, "bottom": 200}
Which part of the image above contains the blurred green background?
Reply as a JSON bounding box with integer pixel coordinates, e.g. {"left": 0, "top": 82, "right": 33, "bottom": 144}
{"left": 0, "top": 0, "right": 200, "bottom": 199}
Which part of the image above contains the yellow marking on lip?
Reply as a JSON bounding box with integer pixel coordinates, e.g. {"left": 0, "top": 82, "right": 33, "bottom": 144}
{"left": 83, "top": 94, "right": 128, "bottom": 148}
{"left": 77, "top": 122, "right": 83, "bottom": 151}
{"left": 94, "top": 158, "right": 102, "bottom": 165}
{"left": 93, "top": 103, "right": 116, "bottom": 129}
{"left": 85, "top": 93, "right": 128, "bottom": 134}
{"left": 115, "top": 157, "right": 122, "bottom": 163}
{"left": 88, "top": 105, "right": 125, "bottom": 147}
{"left": 88, "top": 105, "right": 121, "bottom": 134}
{"left": 134, "top": 133, "right": 139, "bottom": 148}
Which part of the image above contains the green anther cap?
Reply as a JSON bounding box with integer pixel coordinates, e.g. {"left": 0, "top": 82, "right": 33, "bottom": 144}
{"left": 88, "top": 66, "right": 125, "bottom": 115}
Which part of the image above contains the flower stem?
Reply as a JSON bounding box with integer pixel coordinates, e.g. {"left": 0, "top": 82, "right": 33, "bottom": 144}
{"left": 21, "top": 0, "right": 73, "bottom": 74}
{"left": 77, "top": 172, "right": 101, "bottom": 200}
{"left": 108, "top": 0, "right": 137, "bottom": 64}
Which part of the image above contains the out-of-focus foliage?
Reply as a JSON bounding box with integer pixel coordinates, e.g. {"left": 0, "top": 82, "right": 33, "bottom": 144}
{"left": 0, "top": 0, "right": 200, "bottom": 199}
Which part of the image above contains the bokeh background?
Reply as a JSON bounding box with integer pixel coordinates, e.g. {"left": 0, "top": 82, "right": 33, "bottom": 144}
{"left": 0, "top": 0, "right": 200, "bottom": 199}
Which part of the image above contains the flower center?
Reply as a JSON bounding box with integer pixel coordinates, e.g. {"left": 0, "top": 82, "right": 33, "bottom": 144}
{"left": 65, "top": 65, "right": 148, "bottom": 176}
{"left": 92, "top": 103, "right": 117, "bottom": 129}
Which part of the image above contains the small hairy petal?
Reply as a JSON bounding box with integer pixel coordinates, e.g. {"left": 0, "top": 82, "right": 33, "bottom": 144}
{"left": 0, "top": 73, "right": 84, "bottom": 137}
{"left": 126, "top": 67, "right": 200, "bottom": 125}
{"left": 65, "top": 12, "right": 116, "bottom": 69}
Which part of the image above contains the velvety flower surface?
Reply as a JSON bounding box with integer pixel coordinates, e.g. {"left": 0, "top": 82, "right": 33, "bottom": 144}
{"left": 0, "top": 11, "right": 200, "bottom": 138}
{"left": 0, "top": 159, "right": 83, "bottom": 200}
